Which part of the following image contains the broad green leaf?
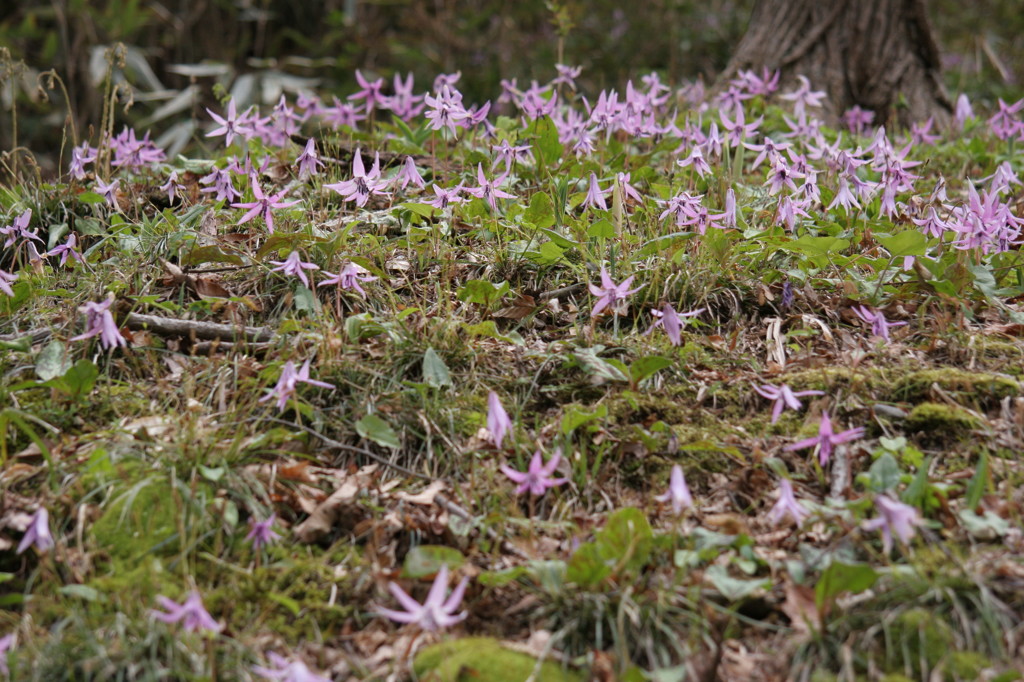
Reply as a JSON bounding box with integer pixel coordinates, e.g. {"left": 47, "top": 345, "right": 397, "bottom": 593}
{"left": 574, "top": 348, "right": 629, "bottom": 383}
{"left": 566, "top": 542, "right": 612, "bottom": 588}
{"left": 77, "top": 191, "right": 106, "bottom": 204}
{"left": 355, "top": 414, "right": 401, "bottom": 449}
{"left": 532, "top": 116, "right": 563, "bottom": 168}
{"left": 867, "top": 452, "right": 901, "bottom": 492}
{"left": 781, "top": 235, "right": 850, "bottom": 257}
{"left": 59, "top": 585, "right": 103, "bottom": 602}
{"left": 561, "top": 404, "right": 608, "bottom": 435}
{"left": 538, "top": 228, "right": 579, "bottom": 249}
{"left": 267, "top": 592, "right": 301, "bottom": 616}
{"left": 705, "top": 565, "right": 770, "bottom": 601}
{"left": 524, "top": 192, "right": 555, "bottom": 228}
{"left": 422, "top": 347, "right": 452, "bottom": 388}
{"left": 35, "top": 340, "right": 72, "bottom": 381}
{"left": 587, "top": 218, "right": 616, "bottom": 239}
{"left": 49, "top": 359, "right": 98, "bottom": 399}
{"left": 595, "top": 507, "right": 653, "bottom": 573}
{"left": 964, "top": 451, "right": 989, "bottom": 509}
{"left": 815, "top": 562, "right": 878, "bottom": 610}
{"left": 402, "top": 545, "right": 465, "bottom": 578}
{"left": 878, "top": 230, "right": 927, "bottom": 257}
{"left": 401, "top": 202, "right": 437, "bottom": 219}
{"left": 462, "top": 321, "right": 524, "bottom": 345}
{"left": 457, "top": 279, "right": 510, "bottom": 306}
{"left": 902, "top": 457, "right": 932, "bottom": 509}
{"left": 628, "top": 356, "right": 672, "bottom": 385}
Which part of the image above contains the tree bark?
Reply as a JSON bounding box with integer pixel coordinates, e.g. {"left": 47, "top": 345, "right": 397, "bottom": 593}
{"left": 719, "top": 0, "right": 952, "bottom": 127}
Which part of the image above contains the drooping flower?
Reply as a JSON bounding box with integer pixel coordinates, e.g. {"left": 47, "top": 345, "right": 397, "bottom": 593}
{"left": 500, "top": 449, "right": 568, "bottom": 497}
{"left": 199, "top": 167, "right": 242, "bottom": 203}
{"left": 348, "top": 70, "right": 387, "bottom": 114}
{"left": 589, "top": 267, "right": 642, "bottom": 318}
{"left": 394, "top": 156, "right": 426, "bottom": 190}
{"left": 160, "top": 171, "right": 186, "bottom": 203}
{"left": 317, "top": 262, "right": 377, "bottom": 297}
{"left": 862, "top": 494, "right": 920, "bottom": 554}
{"left": 464, "top": 164, "right": 515, "bottom": 212}
{"left": 16, "top": 508, "right": 54, "bottom": 554}
{"left": 770, "top": 479, "right": 809, "bottom": 526}
{"left": 0, "top": 270, "right": 18, "bottom": 297}
{"left": 645, "top": 304, "right": 703, "bottom": 346}
{"left": 324, "top": 149, "right": 390, "bottom": 208}
{"left": 259, "top": 359, "right": 335, "bottom": 412}
{"left": 253, "top": 652, "right": 331, "bottom": 682}
{"left": 425, "top": 184, "right": 466, "bottom": 210}
{"left": 246, "top": 513, "right": 282, "bottom": 550}
{"left": 852, "top": 305, "right": 907, "bottom": 341}
{"left": 581, "top": 172, "right": 608, "bottom": 211}
{"left": 69, "top": 142, "right": 97, "bottom": 180}
{"left": 376, "top": 564, "right": 468, "bottom": 631}
{"left": 753, "top": 384, "right": 825, "bottom": 424}
{"left": 47, "top": 234, "right": 84, "bottom": 267}
{"left": 656, "top": 464, "right": 693, "bottom": 514}
{"left": 295, "top": 138, "right": 325, "bottom": 179}
{"left": 232, "top": 175, "right": 300, "bottom": 234}
{"left": 785, "top": 412, "right": 865, "bottom": 466}
{"left": 70, "top": 295, "right": 126, "bottom": 350}
{"left": 268, "top": 251, "right": 320, "bottom": 288}
{"left": 487, "top": 391, "right": 512, "bottom": 449}
{"left": 0, "top": 632, "right": 13, "bottom": 675}
{"left": 94, "top": 178, "right": 120, "bottom": 209}
{"left": 0, "top": 209, "right": 40, "bottom": 249}
{"left": 151, "top": 591, "right": 223, "bottom": 634}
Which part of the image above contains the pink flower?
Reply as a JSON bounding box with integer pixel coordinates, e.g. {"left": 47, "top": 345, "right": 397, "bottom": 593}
{"left": 500, "top": 449, "right": 568, "bottom": 497}
{"left": 206, "top": 99, "right": 252, "bottom": 147}
{"left": 253, "top": 652, "right": 331, "bottom": 682}
{"left": 17, "top": 508, "right": 54, "bottom": 554}
{"left": 589, "top": 266, "right": 641, "bottom": 318}
{"left": 269, "top": 251, "right": 320, "bottom": 288}
{"left": 295, "top": 138, "right": 325, "bottom": 179}
{"left": 394, "top": 156, "right": 426, "bottom": 190}
{"left": 325, "top": 149, "right": 390, "bottom": 207}
{"left": 656, "top": 465, "right": 693, "bottom": 514}
{"left": 246, "top": 513, "right": 282, "bottom": 550}
{"left": 259, "top": 359, "right": 335, "bottom": 412}
{"left": 581, "top": 172, "right": 608, "bottom": 211}
{"left": 785, "top": 412, "right": 864, "bottom": 466}
{"left": 487, "top": 391, "right": 512, "bottom": 448}
{"left": 464, "top": 164, "right": 515, "bottom": 212}
{"left": 862, "top": 495, "right": 920, "bottom": 554}
{"left": 0, "top": 632, "right": 13, "bottom": 675}
{"left": 70, "top": 295, "right": 126, "bottom": 350}
{"left": 376, "top": 564, "right": 468, "bottom": 631}
{"left": 317, "top": 262, "right": 377, "bottom": 297}
{"left": 852, "top": 306, "right": 906, "bottom": 341}
{"left": 151, "top": 591, "right": 223, "bottom": 634}
{"left": 753, "top": 384, "right": 824, "bottom": 424}
{"left": 231, "top": 175, "right": 300, "bottom": 234}
{"left": 645, "top": 304, "right": 703, "bottom": 346}
{"left": 770, "top": 479, "right": 808, "bottom": 526}
{"left": 0, "top": 269, "right": 18, "bottom": 297}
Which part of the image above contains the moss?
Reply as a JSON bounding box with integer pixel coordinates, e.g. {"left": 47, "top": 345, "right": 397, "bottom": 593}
{"left": 892, "top": 369, "right": 1020, "bottom": 407}
{"left": 414, "top": 637, "right": 584, "bottom": 682}
{"left": 91, "top": 476, "right": 188, "bottom": 561}
{"left": 888, "top": 608, "right": 954, "bottom": 674}
{"left": 945, "top": 651, "right": 990, "bottom": 681}
{"left": 904, "top": 402, "right": 980, "bottom": 440}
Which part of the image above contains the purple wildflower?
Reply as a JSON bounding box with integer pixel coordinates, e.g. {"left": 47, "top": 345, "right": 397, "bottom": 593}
{"left": 581, "top": 172, "right": 608, "bottom": 211}
{"left": 645, "top": 304, "right": 703, "bottom": 346}
{"left": 862, "top": 494, "right": 920, "bottom": 554}
{"left": 295, "top": 139, "right": 325, "bottom": 179}
{"left": 151, "top": 591, "right": 223, "bottom": 634}
{"left": 16, "top": 508, "right": 54, "bottom": 554}
{"left": 349, "top": 70, "right": 387, "bottom": 114}
{"left": 324, "top": 149, "right": 390, "bottom": 208}
{"left": 464, "top": 164, "right": 515, "bottom": 212}
{"left": 376, "top": 564, "right": 468, "bottom": 631}
{"left": 95, "top": 178, "right": 120, "bottom": 209}
{"left": 785, "top": 412, "right": 865, "bottom": 466}
{"left": 199, "top": 167, "right": 241, "bottom": 203}
{"left": 246, "top": 513, "right": 282, "bottom": 550}
{"left": 589, "top": 267, "right": 642, "bottom": 318}
{"left": 70, "top": 296, "right": 126, "bottom": 350}
{"left": 69, "top": 142, "right": 97, "bottom": 180}
{"left": 1, "top": 209, "right": 40, "bottom": 248}
{"left": 160, "top": 171, "right": 185, "bottom": 203}
{"left": 259, "top": 359, "right": 335, "bottom": 412}
{"left": 487, "top": 391, "right": 512, "bottom": 449}
{"left": 424, "top": 85, "right": 469, "bottom": 136}
{"left": 500, "top": 449, "right": 568, "bottom": 497}
{"left": 770, "top": 479, "right": 809, "bottom": 526}
{"left": 206, "top": 99, "right": 252, "bottom": 147}
{"left": 268, "top": 251, "right": 320, "bottom": 288}
{"left": 753, "top": 384, "right": 824, "bottom": 424}
{"left": 253, "top": 652, "right": 331, "bottom": 682}
{"left": 394, "top": 156, "right": 426, "bottom": 190}
{"left": 231, "top": 175, "right": 300, "bottom": 234}
{"left": 317, "top": 262, "right": 377, "bottom": 297}
{"left": 48, "top": 234, "right": 84, "bottom": 267}
{"left": 426, "top": 184, "right": 466, "bottom": 211}
{"left": 0, "top": 270, "right": 18, "bottom": 297}
{"left": 852, "top": 306, "right": 907, "bottom": 341}
{"left": 656, "top": 464, "right": 693, "bottom": 514}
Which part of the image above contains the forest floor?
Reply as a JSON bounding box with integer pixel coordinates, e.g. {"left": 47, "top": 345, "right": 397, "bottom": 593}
{"left": 1, "top": 65, "right": 1024, "bottom": 681}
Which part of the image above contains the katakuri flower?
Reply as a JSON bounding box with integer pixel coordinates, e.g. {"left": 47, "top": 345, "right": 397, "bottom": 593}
{"left": 17, "top": 508, "right": 54, "bottom": 554}
{"left": 645, "top": 303, "right": 703, "bottom": 346}
{"left": 785, "top": 412, "right": 865, "bottom": 466}
{"left": 253, "top": 652, "right": 331, "bottom": 682}
{"left": 0, "top": 270, "right": 18, "bottom": 297}
{"left": 770, "top": 479, "right": 809, "bottom": 526}
{"left": 47, "top": 234, "right": 84, "bottom": 267}
{"left": 151, "top": 591, "right": 223, "bottom": 634}
{"left": 464, "top": 164, "right": 515, "bottom": 212}
{"left": 206, "top": 99, "right": 252, "bottom": 146}
{"left": 268, "top": 251, "right": 320, "bottom": 288}
{"left": 589, "top": 266, "right": 642, "bottom": 318}
{"left": 487, "top": 391, "right": 512, "bottom": 448}
{"left": 656, "top": 464, "right": 693, "bottom": 514}
{"left": 581, "top": 172, "right": 608, "bottom": 211}
{"left": 160, "top": 171, "right": 186, "bottom": 203}
{"left": 753, "top": 384, "right": 825, "bottom": 424}
{"left": 500, "top": 449, "right": 568, "bottom": 497}
{"left": 0, "top": 632, "right": 12, "bottom": 675}
{"left": 862, "top": 494, "right": 920, "bottom": 554}
{"left": 394, "top": 156, "right": 426, "bottom": 190}
{"left": 259, "top": 358, "right": 336, "bottom": 412}
{"left": 295, "top": 138, "right": 325, "bottom": 179}
{"left": 246, "top": 513, "right": 282, "bottom": 550}
{"left": 317, "top": 262, "right": 377, "bottom": 297}
{"left": 232, "top": 175, "right": 300, "bottom": 234}
{"left": 376, "top": 564, "right": 468, "bottom": 632}
{"left": 324, "top": 148, "right": 390, "bottom": 207}
{"left": 852, "top": 306, "right": 906, "bottom": 341}
{"left": 70, "top": 295, "right": 126, "bottom": 350}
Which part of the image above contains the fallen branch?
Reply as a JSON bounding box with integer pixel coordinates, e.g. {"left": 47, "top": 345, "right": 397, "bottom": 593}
{"left": 124, "top": 312, "right": 273, "bottom": 342}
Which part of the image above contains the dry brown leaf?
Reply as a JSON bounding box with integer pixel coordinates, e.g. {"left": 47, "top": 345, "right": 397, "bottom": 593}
{"left": 393, "top": 480, "right": 445, "bottom": 506}
{"left": 780, "top": 581, "right": 822, "bottom": 637}
{"left": 293, "top": 478, "right": 360, "bottom": 543}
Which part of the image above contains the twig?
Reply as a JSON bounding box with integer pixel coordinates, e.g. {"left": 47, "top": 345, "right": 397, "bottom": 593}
{"left": 537, "top": 282, "right": 585, "bottom": 301}
{"left": 124, "top": 312, "right": 273, "bottom": 342}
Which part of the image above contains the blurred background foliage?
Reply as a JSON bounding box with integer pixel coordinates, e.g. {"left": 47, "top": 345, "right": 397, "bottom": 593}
{"left": 1, "top": 0, "right": 1023, "bottom": 175}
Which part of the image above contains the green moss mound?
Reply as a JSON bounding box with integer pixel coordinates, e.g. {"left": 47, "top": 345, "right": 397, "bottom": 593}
{"left": 413, "top": 637, "right": 584, "bottom": 682}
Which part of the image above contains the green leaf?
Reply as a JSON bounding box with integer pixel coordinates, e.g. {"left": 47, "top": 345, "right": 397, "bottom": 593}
{"left": 566, "top": 542, "right": 612, "bottom": 588}
{"left": 815, "top": 562, "right": 878, "bottom": 610}
{"left": 77, "top": 191, "right": 106, "bottom": 205}
{"left": 902, "top": 457, "right": 932, "bottom": 509}
{"left": 462, "top": 321, "right": 524, "bottom": 345}
{"left": 574, "top": 348, "right": 629, "bottom": 383}
{"left": 402, "top": 545, "right": 465, "bottom": 578}
{"left": 533, "top": 116, "right": 563, "bottom": 168}
{"left": 59, "top": 585, "right": 103, "bottom": 602}
{"left": 628, "top": 356, "right": 672, "bottom": 385}
{"left": 401, "top": 202, "right": 437, "bottom": 219}
{"left": 868, "top": 452, "right": 901, "bottom": 492}
{"left": 705, "top": 565, "right": 770, "bottom": 601}
{"left": 595, "top": 507, "right": 653, "bottom": 574}
{"left": 422, "top": 347, "right": 452, "bottom": 388}
{"left": 267, "top": 592, "right": 301, "bottom": 616}
{"left": 293, "top": 284, "right": 319, "bottom": 313}
{"left": 180, "top": 245, "right": 244, "bottom": 267}
{"left": 878, "top": 230, "right": 927, "bottom": 257}
{"left": 587, "top": 218, "right": 616, "bottom": 239}
{"left": 561, "top": 404, "right": 607, "bottom": 435}
{"left": 457, "top": 279, "right": 510, "bottom": 306}
{"left": 48, "top": 359, "right": 99, "bottom": 399}
{"left": 525, "top": 240, "right": 566, "bottom": 265}
{"left": 355, "top": 414, "right": 401, "bottom": 449}
{"left": 523, "top": 192, "right": 555, "bottom": 228}
{"left": 964, "top": 451, "right": 989, "bottom": 509}
{"left": 35, "top": 340, "right": 72, "bottom": 381}
{"left": 781, "top": 235, "right": 851, "bottom": 257}
{"left": 538, "top": 228, "right": 578, "bottom": 249}
{"left": 476, "top": 566, "right": 527, "bottom": 587}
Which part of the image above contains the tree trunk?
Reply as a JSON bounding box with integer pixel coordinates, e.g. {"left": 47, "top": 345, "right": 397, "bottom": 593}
{"left": 718, "top": 0, "right": 952, "bottom": 127}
